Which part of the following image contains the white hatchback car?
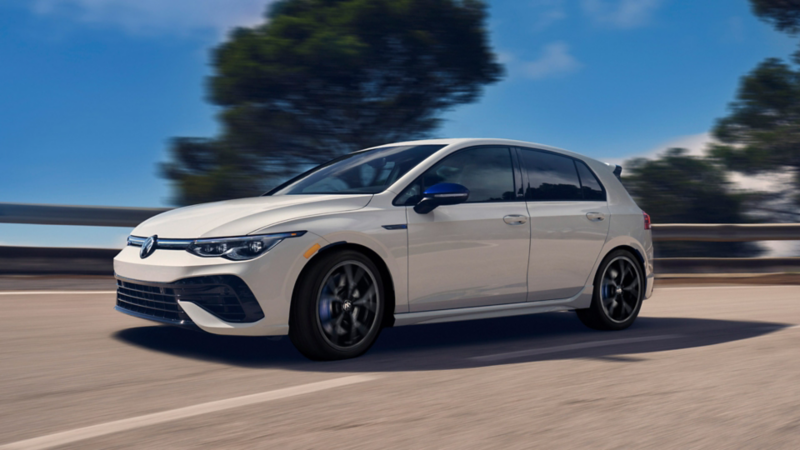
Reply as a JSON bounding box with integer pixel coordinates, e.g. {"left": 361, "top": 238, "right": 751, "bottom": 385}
{"left": 115, "top": 138, "right": 654, "bottom": 360}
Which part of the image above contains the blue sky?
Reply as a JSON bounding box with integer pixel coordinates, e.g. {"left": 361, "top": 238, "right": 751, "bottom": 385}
{"left": 1, "top": 0, "right": 797, "bottom": 247}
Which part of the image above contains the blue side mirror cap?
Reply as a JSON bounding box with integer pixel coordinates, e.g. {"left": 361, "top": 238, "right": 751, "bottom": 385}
{"left": 415, "top": 183, "right": 470, "bottom": 214}
{"left": 423, "top": 183, "right": 470, "bottom": 197}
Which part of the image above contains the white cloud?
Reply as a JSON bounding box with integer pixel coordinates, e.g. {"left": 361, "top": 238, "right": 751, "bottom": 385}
{"left": 522, "top": 42, "right": 583, "bottom": 80}
{"left": 581, "top": 0, "right": 664, "bottom": 29}
{"left": 723, "top": 16, "right": 746, "bottom": 43}
{"left": 31, "top": 0, "right": 274, "bottom": 35}
{"left": 530, "top": 0, "right": 567, "bottom": 32}
{"left": 496, "top": 51, "right": 516, "bottom": 65}
{"left": 613, "top": 132, "right": 791, "bottom": 193}
{"left": 620, "top": 132, "right": 712, "bottom": 163}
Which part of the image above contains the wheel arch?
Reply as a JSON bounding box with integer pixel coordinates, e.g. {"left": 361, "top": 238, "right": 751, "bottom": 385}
{"left": 586, "top": 236, "right": 649, "bottom": 291}
{"left": 291, "top": 242, "right": 397, "bottom": 329}
{"left": 612, "top": 244, "right": 646, "bottom": 275}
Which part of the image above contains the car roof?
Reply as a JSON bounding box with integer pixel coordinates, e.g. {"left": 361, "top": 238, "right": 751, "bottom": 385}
{"left": 365, "top": 138, "right": 613, "bottom": 170}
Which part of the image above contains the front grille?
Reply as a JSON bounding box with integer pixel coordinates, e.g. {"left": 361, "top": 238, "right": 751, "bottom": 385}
{"left": 117, "top": 280, "right": 188, "bottom": 322}
{"left": 116, "top": 275, "right": 264, "bottom": 324}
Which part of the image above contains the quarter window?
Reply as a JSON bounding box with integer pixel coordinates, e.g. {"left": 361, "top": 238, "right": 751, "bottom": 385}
{"left": 575, "top": 160, "right": 606, "bottom": 201}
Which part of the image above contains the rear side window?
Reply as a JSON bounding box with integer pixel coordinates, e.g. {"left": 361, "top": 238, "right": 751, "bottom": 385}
{"left": 519, "top": 149, "right": 582, "bottom": 201}
{"left": 575, "top": 161, "right": 606, "bottom": 201}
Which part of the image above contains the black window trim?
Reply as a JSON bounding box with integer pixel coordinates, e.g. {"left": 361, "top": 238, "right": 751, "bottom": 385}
{"left": 392, "top": 145, "right": 525, "bottom": 207}
{"left": 573, "top": 158, "right": 607, "bottom": 202}
{"left": 513, "top": 146, "right": 607, "bottom": 203}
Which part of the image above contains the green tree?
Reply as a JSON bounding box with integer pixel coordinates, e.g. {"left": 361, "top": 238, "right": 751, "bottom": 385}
{"left": 711, "top": 59, "right": 800, "bottom": 205}
{"left": 751, "top": 0, "right": 800, "bottom": 35}
{"left": 163, "top": 0, "right": 503, "bottom": 205}
{"left": 711, "top": 1, "right": 800, "bottom": 206}
{"left": 623, "top": 148, "right": 762, "bottom": 257}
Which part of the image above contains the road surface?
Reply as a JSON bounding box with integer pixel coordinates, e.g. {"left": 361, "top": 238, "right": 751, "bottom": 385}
{"left": 0, "top": 281, "right": 799, "bottom": 449}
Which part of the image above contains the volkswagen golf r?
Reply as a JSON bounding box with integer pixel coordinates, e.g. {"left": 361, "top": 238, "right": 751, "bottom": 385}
{"left": 114, "top": 139, "right": 654, "bottom": 360}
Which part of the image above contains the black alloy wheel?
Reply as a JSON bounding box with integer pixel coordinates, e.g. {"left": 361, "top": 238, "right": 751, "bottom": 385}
{"left": 289, "top": 250, "right": 384, "bottom": 360}
{"left": 316, "top": 260, "right": 380, "bottom": 349}
{"left": 577, "top": 249, "right": 644, "bottom": 331}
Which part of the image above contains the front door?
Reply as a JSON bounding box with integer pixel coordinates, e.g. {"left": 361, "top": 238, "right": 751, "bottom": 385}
{"left": 517, "top": 148, "right": 610, "bottom": 301}
{"left": 401, "top": 146, "right": 531, "bottom": 312}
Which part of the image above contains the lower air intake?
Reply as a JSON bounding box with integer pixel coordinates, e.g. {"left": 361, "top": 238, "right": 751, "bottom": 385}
{"left": 116, "top": 275, "right": 264, "bottom": 324}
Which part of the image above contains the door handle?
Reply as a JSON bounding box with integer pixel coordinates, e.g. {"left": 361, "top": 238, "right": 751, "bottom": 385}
{"left": 503, "top": 215, "right": 528, "bottom": 225}
{"left": 586, "top": 212, "right": 605, "bottom": 221}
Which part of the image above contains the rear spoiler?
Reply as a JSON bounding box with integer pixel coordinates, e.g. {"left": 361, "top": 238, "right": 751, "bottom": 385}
{"left": 605, "top": 162, "right": 622, "bottom": 180}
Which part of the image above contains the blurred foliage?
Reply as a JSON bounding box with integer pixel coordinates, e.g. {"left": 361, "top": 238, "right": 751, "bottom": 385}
{"left": 710, "top": 1, "right": 800, "bottom": 206}
{"left": 163, "top": 0, "right": 503, "bottom": 205}
{"left": 624, "top": 148, "right": 763, "bottom": 258}
{"left": 711, "top": 58, "right": 800, "bottom": 205}
{"left": 751, "top": 0, "right": 800, "bottom": 35}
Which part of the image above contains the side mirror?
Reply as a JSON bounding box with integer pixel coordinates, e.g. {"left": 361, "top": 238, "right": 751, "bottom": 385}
{"left": 413, "top": 183, "right": 470, "bottom": 214}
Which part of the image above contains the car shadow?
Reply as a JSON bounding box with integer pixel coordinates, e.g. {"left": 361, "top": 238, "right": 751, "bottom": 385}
{"left": 112, "top": 312, "right": 790, "bottom": 372}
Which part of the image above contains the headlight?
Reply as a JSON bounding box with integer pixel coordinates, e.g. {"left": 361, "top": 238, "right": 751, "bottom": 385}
{"left": 186, "top": 232, "right": 306, "bottom": 261}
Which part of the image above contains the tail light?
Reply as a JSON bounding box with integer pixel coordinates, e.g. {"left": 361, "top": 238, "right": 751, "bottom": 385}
{"left": 643, "top": 212, "right": 651, "bottom": 230}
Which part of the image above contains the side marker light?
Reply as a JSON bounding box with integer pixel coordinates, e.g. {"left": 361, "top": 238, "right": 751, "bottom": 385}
{"left": 304, "top": 244, "right": 321, "bottom": 259}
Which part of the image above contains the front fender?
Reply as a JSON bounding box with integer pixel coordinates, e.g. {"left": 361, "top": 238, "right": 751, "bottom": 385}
{"left": 259, "top": 206, "right": 410, "bottom": 313}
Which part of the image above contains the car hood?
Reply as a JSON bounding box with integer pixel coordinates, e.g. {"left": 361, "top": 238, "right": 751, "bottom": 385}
{"left": 131, "top": 195, "right": 372, "bottom": 239}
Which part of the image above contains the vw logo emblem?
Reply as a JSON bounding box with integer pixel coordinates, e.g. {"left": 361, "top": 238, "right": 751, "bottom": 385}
{"left": 140, "top": 235, "right": 158, "bottom": 259}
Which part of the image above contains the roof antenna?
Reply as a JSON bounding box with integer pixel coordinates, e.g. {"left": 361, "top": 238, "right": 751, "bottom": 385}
{"left": 613, "top": 165, "right": 622, "bottom": 180}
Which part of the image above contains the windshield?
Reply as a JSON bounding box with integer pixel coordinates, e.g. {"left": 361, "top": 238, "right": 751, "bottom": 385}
{"left": 268, "top": 144, "right": 445, "bottom": 195}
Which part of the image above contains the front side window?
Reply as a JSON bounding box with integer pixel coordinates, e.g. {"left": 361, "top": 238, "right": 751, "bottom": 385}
{"left": 269, "top": 144, "right": 444, "bottom": 195}
{"left": 395, "top": 146, "right": 516, "bottom": 205}
{"left": 520, "top": 149, "right": 582, "bottom": 201}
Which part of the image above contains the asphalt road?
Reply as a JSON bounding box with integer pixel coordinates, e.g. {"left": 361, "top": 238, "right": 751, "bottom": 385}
{"left": 1, "top": 282, "right": 799, "bottom": 449}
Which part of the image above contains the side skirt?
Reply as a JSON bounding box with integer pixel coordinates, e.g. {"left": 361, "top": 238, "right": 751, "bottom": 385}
{"left": 394, "top": 285, "right": 594, "bottom": 327}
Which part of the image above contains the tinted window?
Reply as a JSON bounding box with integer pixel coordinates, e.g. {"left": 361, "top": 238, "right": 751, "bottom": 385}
{"left": 520, "top": 149, "right": 582, "bottom": 201}
{"left": 395, "top": 146, "right": 516, "bottom": 205}
{"left": 270, "top": 144, "right": 444, "bottom": 195}
{"left": 576, "top": 160, "right": 606, "bottom": 201}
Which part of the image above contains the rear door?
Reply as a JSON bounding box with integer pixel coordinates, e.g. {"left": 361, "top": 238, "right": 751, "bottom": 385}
{"left": 517, "top": 148, "right": 610, "bottom": 301}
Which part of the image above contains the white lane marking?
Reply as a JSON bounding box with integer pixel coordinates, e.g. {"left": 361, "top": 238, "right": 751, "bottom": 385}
{"left": 657, "top": 286, "right": 800, "bottom": 292}
{"left": 0, "top": 291, "right": 116, "bottom": 296}
{"left": 0, "top": 375, "right": 377, "bottom": 450}
{"left": 470, "top": 335, "right": 682, "bottom": 362}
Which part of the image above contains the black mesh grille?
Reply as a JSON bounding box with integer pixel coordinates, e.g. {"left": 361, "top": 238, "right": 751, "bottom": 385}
{"left": 116, "top": 276, "right": 264, "bottom": 323}
{"left": 116, "top": 280, "right": 187, "bottom": 322}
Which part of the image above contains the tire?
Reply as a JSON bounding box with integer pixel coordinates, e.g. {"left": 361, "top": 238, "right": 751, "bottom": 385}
{"left": 577, "top": 249, "right": 644, "bottom": 331}
{"left": 289, "top": 249, "right": 385, "bottom": 360}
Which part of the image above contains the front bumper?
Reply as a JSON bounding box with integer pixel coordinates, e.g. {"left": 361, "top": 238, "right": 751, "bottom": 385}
{"left": 115, "top": 305, "right": 198, "bottom": 330}
{"left": 113, "top": 232, "right": 325, "bottom": 336}
{"left": 115, "top": 275, "right": 265, "bottom": 326}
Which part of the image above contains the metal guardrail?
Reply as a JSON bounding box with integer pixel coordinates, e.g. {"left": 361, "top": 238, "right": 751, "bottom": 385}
{"left": 3, "top": 202, "right": 800, "bottom": 242}
{"left": 1, "top": 202, "right": 799, "bottom": 276}
{"left": 651, "top": 224, "right": 800, "bottom": 242}
{"left": 0, "top": 245, "right": 796, "bottom": 276}
{"left": 656, "top": 257, "right": 800, "bottom": 274}
{"left": 0, "top": 202, "right": 169, "bottom": 227}
{"left": 0, "top": 246, "right": 118, "bottom": 275}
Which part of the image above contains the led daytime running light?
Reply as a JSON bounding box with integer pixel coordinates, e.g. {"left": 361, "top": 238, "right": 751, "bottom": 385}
{"left": 187, "top": 231, "right": 306, "bottom": 261}
{"left": 127, "top": 231, "right": 306, "bottom": 261}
